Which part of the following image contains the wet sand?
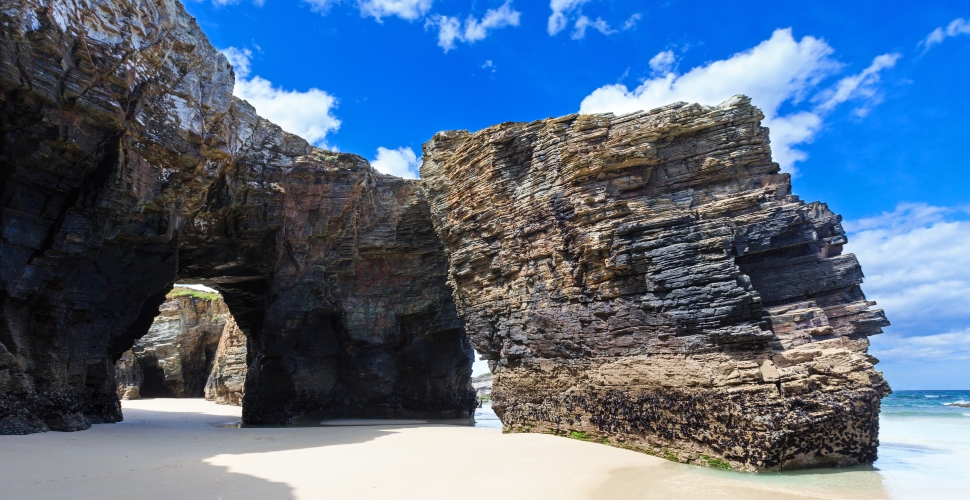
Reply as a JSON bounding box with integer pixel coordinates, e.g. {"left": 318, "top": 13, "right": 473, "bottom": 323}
{"left": 0, "top": 399, "right": 889, "bottom": 499}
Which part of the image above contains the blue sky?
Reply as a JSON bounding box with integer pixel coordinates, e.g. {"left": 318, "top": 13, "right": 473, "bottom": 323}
{"left": 183, "top": 0, "right": 969, "bottom": 389}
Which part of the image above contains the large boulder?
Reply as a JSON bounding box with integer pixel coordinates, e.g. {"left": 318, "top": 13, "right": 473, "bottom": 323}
{"left": 420, "top": 99, "right": 891, "bottom": 471}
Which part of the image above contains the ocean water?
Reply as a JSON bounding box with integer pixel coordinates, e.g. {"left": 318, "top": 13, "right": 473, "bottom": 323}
{"left": 475, "top": 391, "right": 970, "bottom": 498}
{"left": 654, "top": 390, "right": 970, "bottom": 499}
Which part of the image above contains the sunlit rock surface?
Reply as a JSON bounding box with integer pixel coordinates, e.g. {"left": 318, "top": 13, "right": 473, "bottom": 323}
{"left": 113, "top": 290, "right": 229, "bottom": 399}
{"left": 421, "top": 97, "right": 891, "bottom": 471}
{"left": 0, "top": 0, "right": 473, "bottom": 433}
{"left": 204, "top": 315, "right": 247, "bottom": 406}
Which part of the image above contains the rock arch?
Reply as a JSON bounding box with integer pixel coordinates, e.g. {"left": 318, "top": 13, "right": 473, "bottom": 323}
{"left": 1, "top": 0, "right": 890, "bottom": 472}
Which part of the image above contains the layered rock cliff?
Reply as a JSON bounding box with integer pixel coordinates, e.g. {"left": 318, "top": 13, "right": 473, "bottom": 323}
{"left": 204, "top": 315, "right": 246, "bottom": 406}
{"left": 114, "top": 288, "right": 231, "bottom": 399}
{"left": 0, "top": 0, "right": 891, "bottom": 472}
{"left": 421, "top": 98, "right": 891, "bottom": 471}
{"left": 0, "top": 0, "right": 473, "bottom": 433}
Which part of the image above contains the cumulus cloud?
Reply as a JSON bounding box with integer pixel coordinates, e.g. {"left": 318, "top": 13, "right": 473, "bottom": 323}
{"left": 358, "top": 0, "right": 433, "bottom": 21}
{"left": 921, "top": 18, "right": 970, "bottom": 51}
{"left": 426, "top": 1, "right": 521, "bottom": 52}
{"left": 371, "top": 146, "right": 420, "bottom": 179}
{"left": 572, "top": 15, "right": 615, "bottom": 40}
{"left": 844, "top": 203, "right": 970, "bottom": 362}
{"left": 548, "top": 0, "right": 590, "bottom": 36}
{"left": 578, "top": 28, "right": 900, "bottom": 174}
{"left": 221, "top": 47, "right": 341, "bottom": 149}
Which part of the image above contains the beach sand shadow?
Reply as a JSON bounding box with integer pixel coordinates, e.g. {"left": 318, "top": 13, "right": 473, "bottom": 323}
{"left": 0, "top": 399, "right": 401, "bottom": 499}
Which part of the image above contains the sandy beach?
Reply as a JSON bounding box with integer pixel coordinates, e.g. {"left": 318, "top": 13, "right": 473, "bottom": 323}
{"left": 0, "top": 399, "right": 892, "bottom": 500}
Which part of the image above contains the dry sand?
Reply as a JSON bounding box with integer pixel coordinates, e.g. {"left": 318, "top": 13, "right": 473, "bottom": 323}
{"left": 0, "top": 399, "right": 888, "bottom": 499}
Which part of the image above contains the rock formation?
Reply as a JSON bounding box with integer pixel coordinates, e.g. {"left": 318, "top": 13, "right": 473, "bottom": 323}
{"left": 0, "top": 0, "right": 473, "bottom": 433}
{"left": 113, "top": 288, "right": 230, "bottom": 399}
{"left": 114, "top": 350, "right": 142, "bottom": 400}
{"left": 205, "top": 315, "right": 247, "bottom": 406}
{"left": 421, "top": 98, "right": 891, "bottom": 471}
{"left": 0, "top": 0, "right": 891, "bottom": 472}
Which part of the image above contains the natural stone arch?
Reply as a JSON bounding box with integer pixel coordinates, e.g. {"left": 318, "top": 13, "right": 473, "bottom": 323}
{"left": 1, "top": 0, "right": 892, "bottom": 473}
{"left": 0, "top": 0, "right": 474, "bottom": 433}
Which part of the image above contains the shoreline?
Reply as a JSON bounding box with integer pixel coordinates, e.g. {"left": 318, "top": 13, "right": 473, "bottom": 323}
{"left": 0, "top": 399, "right": 893, "bottom": 499}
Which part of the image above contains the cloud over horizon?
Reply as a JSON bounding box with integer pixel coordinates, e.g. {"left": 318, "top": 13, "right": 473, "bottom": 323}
{"left": 844, "top": 203, "right": 970, "bottom": 363}
{"left": 579, "top": 29, "right": 899, "bottom": 174}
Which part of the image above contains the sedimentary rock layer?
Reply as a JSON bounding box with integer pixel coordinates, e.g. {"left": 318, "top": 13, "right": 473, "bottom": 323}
{"left": 0, "top": 0, "right": 473, "bottom": 433}
{"left": 114, "top": 289, "right": 230, "bottom": 399}
{"left": 205, "top": 315, "right": 246, "bottom": 406}
{"left": 421, "top": 97, "right": 891, "bottom": 471}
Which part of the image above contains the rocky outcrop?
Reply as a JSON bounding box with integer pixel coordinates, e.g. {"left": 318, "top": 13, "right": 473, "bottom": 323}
{"left": 421, "top": 98, "right": 891, "bottom": 471}
{"left": 471, "top": 373, "right": 492, "bottom": 399}
{"left": 204, "top": 316, "right": 246, "bottom": 406}
{"left": 114, "top": 289, "right": 229, "bottom": 399}
{"left": 0, "top": 0, "right": 891, "bottom": 472}
{"left": 0, "top": 0, "right": 473, "bottom": 433}
{"left": 114, "top": 350, "right": 142, "bottom": 400}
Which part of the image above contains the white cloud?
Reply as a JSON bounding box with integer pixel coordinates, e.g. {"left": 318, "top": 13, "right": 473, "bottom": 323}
{"left": 222, "top": 46, "right": 253, "bottom": 78}
{"left": 921, "top": 18, "right": 970, "bottom": 51}
{"left": 872, "top": 329, "right": 970, "bottom": 362}
{"left": 648, "top": 50, "right": 675, "bottom": 75}
{"left": 548, "top": 0, "right": 589, "bottom": 36}
{"left": 371, "top": 146, "right": 420, "bottom": 179}
{"left": 482, "top": 60, "right": 496, "bottom": 72}
{"left": 845, "top": 203, "right": 970, "bottom": 362}
{"left": 358, "top": 0, "right": 433, "bottom": 21}
{"left": 814, "top": 53, "right": 900, "bottom": 116}
{"left": 426, "top": 1, "right": 521, "bottom": 52}
{"left": 578, "top": 28, "right": 899, "bottom": 174}
{"left": 572, "top": 15, "right": 615, "bottom": 40}
{"left": 623, "top": 13, "right": 641, "bottom": 31}
{"left": 221, "top": 47, "right": 341, "bottom": 149}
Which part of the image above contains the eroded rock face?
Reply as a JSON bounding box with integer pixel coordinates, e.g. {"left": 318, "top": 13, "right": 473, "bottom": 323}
{"left": 114, "top": 290, "right": 229, "bottom": 398}
{"left": 114, "top": 350, "right": 142, "bottom": 400}
{"left": 421, "top": 98, "right": 891, "bottom": 471}
{"left": 0, "top": 0, "right": 473, "bottom": 432}
{"left": 204, "top": 315, "right": 246, "bottom": 406}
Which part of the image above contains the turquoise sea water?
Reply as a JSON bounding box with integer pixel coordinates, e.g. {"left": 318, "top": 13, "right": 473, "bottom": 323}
{"left": 475, "top": 391, "right": 970, "bottom": 498}
{"left": 659, "top": 390, "right": 970, "bottom": 499}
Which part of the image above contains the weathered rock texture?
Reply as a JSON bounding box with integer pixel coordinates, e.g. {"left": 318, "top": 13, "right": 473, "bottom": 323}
{"left": 0, "top": 0, "right": 473, "bottom": 433}
{"left": 114, "top": 350, "right": 142, "bottom": 400}
{"left": 421, "top": 97, "right": 891, "bottom": 471}
{"left": 113, "top": 289, "right": 229, "bottom": 399}
{"left": 204, "top": 315, "right": 246, "bottom": 406}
